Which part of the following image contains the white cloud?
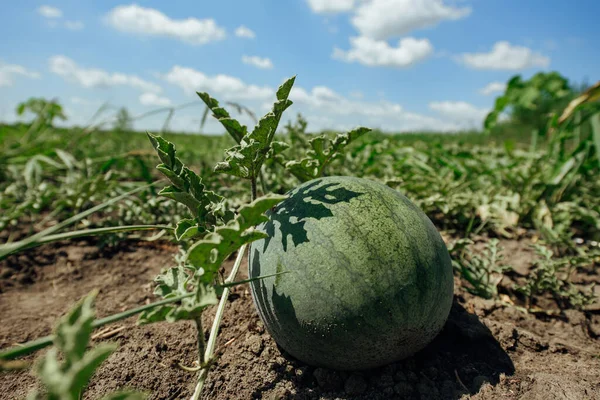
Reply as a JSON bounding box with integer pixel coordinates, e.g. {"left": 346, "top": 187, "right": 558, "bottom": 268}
{"left": 332, "top": 36, "right": 432, "bottom": 67}
{"left": 65, "top": 20, "right": 84, "bottom": 30}
{"left": 242, "top": 55, "right": 274, "bottom": 70}
{"left": 459, "top": 41, "right": 550, "bottom": 70}
{"left": 249, "top": 81, "right": 472, "bottom": 133}
{"left": 37, "top": 5, "right": 62, "bottom": 19}
{"left": 429, "top": 101, "right": 489, "bottom": 126}
{"left": 164, "top": 66, "right": 273, "bottom": 100}
{"left": 479, "top": 81, "right": 506, "bottom": 96}
{"left": 307, "top": 0, "right": 356, "bottom": 13}
{"left": 36, "top": 6, "right": 85, "bottom": 31}
{"left": 0, "top": 62, "right": 40, "bottom": 86}
{"left": 276, "top": 86, "right": 490, "bottom": 131}
{"left": 139, "top": 92, "right": 172, "bottom": 107}
{"left": 105, "top": 4, "right": 226, "bottom": 45}
{"left": 351, "top": 0, "right": 471, "bottom": 40}
{"left": 235, "top": 25, "right": 255, "bottom": 39}
{"left": 49, "top": 55, "right": 162, "bottom": 93}
{"left": 289, "top": 85, "right": 402, "bottom": 116}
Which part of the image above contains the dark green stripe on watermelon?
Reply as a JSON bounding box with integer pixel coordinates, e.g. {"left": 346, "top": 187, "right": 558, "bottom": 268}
{"left": 249, "top": 176, "right": 453, "bottom": 370}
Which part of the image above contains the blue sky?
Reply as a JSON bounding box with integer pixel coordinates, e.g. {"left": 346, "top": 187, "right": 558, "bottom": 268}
{"left": 0, "top": 0, "right": 598, "bottom": 133}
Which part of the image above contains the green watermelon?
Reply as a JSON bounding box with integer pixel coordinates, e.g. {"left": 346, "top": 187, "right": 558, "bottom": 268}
{"left": 249, "top": 176, "right": 453, "bottom": 370}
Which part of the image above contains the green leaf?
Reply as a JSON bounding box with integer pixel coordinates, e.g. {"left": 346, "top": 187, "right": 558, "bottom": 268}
{"left": 196, "top": 92, "right": 248, "bottom": 143}
{"left": 174, "top": 219, "right": 203, "bottom": 241}
{"left": 147, "top": 133, "right": 229, "bottom": 230}
{"left": 55, "top": 149, "right": 77, "bottom": 170}
{"left": 54, "top": 291, "right": 97, "bottom": 369}
{"left": 30, "top": 291, "right": 144, "bottom": 400}
{"left": 214, "top": 76, "right": 296, "bottom": 180}
{"left": 283, "top": 127, "right": 371, "bottom": 182}
{"left": 67, "top": 344, "right": 117, "bottom": 397}
{"left": 138, "top": 266, "right": 218, "bottom": 324}
{"left": 186, "top": 195, "right": 286, "bottom": 281}
{"left": 147, "top": 133, "right": 182, "bottom": 172}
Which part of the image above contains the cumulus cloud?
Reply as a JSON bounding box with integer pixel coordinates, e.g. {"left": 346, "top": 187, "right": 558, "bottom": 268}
{"left": 332, "top": 36, "right": 432, "bottom": 67}
{"left": 242, "top": 55, "right": 274, "bottom": 70}
{"left": 284, "top": 84, "right": 461, "bottom": 132}
{"left": 306, "top": 0, "right": 356, "bottom": 13}
{"left": 235, "top": 25, "right": 255, "bottom": 39}
{"left": 37, "top": 5, "right": 62, "bottom": 18}
{"left": 289, "top": 85, "right": 404, "bottom": 117}
{"left": 105, "top": 4, "right": 226, "bottom": 45}
{"left": 275, "top": 85, "right": 490, "bottom": 131}
{"left": 459, "top": 41, "right": 550, "bottom": 70}
{"left": 429, "top": 101, "right": 489, "bottom": 126}
{"left": 139, "top": 92, "right": 172, "bottom": 107}
{"left": 49, "top": 55, "right": 162, "bottom": 93}
{"left": 0, "top": 62, "right": 40, "bottom": 86}
{"left": 351, "top": 0, "right": 471, "bottom": 40}
{"left": 37, "top": 5, "right": 84, "bottom": 30}
{"left": 163, "top": 66, "right": 273, "bottom": 100}
{"left": 479, "top": 81, "right": 506, "bottom": 95}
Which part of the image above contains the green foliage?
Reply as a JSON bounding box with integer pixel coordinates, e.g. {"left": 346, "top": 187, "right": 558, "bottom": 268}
{"left": 0, "top": 72, "right": 598, "bottom": 399}
{"left": 147, "top": 133, "right": 233, "bottom": 239}
{"left": 138, "top": 195, "right": 284, "bottom": 324}
{"left": 196, "top": 92, "right": 248, "bottom": 143}
{"left": 283, "top": 127, "right": 372, "bottom": 182}
{"left": 16, "top": 97, "right": 67, "bottom": 127}
{"left": 205, "top": 77, "right": 296, "bottom": 180}
{"left": 485, "top": 72, "right": 573, "bottom": 133}
{"left": 27, "top": 291, "right": 144, "bottom": 400}
{"left": 515, "top": 244, "right": 599, "bottom": 310}
{"left": 114, "top": 107, "right": 133, "bottom": 132}
{"left": 449, "top": 238, "right": 511, "bottom": 299}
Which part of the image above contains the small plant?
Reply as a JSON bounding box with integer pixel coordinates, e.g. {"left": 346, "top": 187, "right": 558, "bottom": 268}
{"left": 114, "top": 107, "right": 133, "bottom": 132}
{"left": 516, "top": 243, "right": 598, "bottom": 310}
{"left": 16, "top": 97, "right": 67, "bottom": 128}
{"left": 27, "top": 291, "right": 144, "bottom": 400}
{"left": 449, "top": 238, "right": 511, "bottom": 299}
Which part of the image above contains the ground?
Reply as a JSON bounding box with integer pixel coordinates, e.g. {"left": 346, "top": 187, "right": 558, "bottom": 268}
{"left": 0, "top": 236, "right": 599, "bottom": 400}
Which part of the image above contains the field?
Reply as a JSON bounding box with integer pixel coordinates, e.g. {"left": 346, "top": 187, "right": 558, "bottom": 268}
{"left": 1, "top": 77, "right": 600, "bottom": 400}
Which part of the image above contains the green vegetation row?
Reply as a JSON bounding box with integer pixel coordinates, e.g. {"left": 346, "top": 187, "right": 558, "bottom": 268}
{"left": 0, "top": 72, "right": 598, "bottom": 399}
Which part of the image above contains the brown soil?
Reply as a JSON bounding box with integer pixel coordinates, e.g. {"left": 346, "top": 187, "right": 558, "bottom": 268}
{"left": 1, "top": 237, "right": 599, "bottom": 400}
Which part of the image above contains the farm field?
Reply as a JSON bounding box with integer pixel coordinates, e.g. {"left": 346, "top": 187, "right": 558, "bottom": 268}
{"left": 1, "top": 73, "right": 599, "bottom": 400}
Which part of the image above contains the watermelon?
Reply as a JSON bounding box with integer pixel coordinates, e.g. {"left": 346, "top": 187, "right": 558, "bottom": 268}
{"left": 249, "top": 176, "right": 453, "bottom": 370}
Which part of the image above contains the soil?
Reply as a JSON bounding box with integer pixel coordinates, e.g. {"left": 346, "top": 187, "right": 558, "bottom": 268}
{"left": 0, "top": 237, "right": 599, "bottom": 400}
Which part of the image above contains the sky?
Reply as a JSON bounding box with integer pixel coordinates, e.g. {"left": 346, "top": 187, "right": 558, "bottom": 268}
{"left": 0, "top": 0, "right": 598, "bottom": 134}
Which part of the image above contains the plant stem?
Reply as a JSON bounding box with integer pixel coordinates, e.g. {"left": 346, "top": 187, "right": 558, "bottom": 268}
{"left": 190, "top": 243, "right": 248, "bottom": 400}
{"left": 0, "top": 292, "right": 194, "bottom": 360}
{"left": 0, "top": 182, "right": 159, "bottom": 261}
{"left": 0, "top": 225, "right": 171, "bottom": 259}
{"left": 258, "top": 170, "right": 268, "bottom": 196}
{"left": 251, "top": 177, "right": 258, "bottom": 200}
{"left": 0, "top": 272, "right": 276, "bottom": 362}
{"left": 194, "top": 317, "right": 206, "bottom": 367}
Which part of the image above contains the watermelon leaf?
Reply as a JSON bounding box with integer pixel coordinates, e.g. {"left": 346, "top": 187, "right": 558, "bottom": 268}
{"left": 28, "top": 291, "right": 144, "bottom": 400}
{"left": 284, "top": 127, "right": 371, "bottom": 182}
{"left": 212, "top": 77, "right": 296, "bottom": 180}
